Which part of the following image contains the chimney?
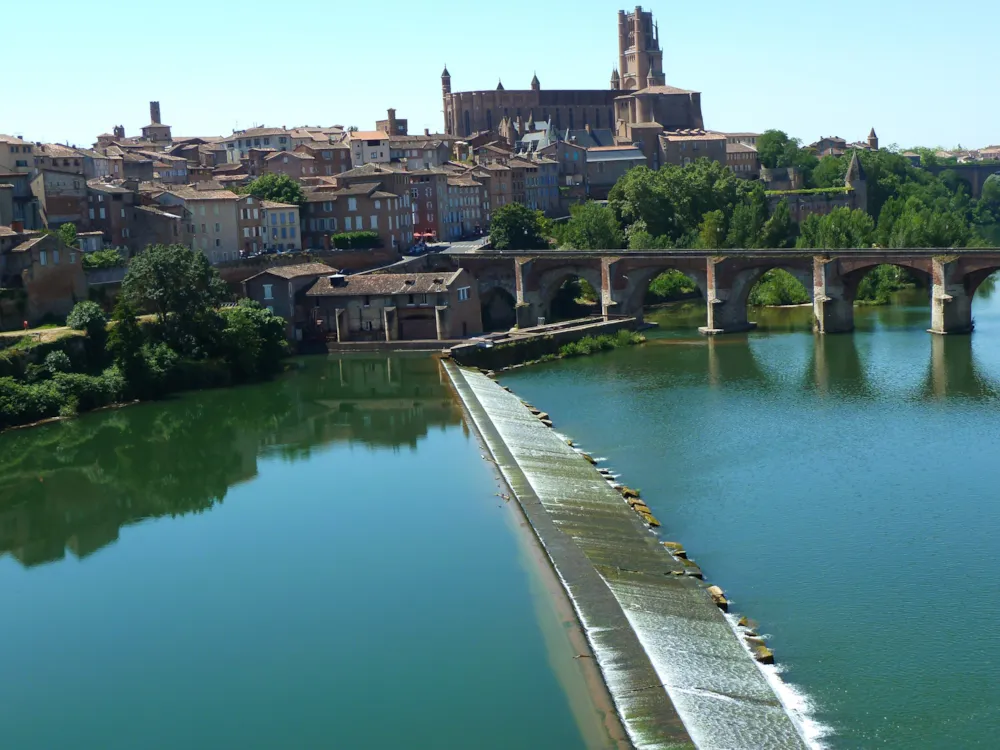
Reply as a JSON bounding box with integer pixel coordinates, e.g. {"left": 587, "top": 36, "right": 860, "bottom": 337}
{"left": 387, "top": 108, "right": 397, "bottom": 134}
{"left": 323, "top": 233, "right": 331, "bottom": 251}
{"left": 11, "top": 220, "right": 24, "bottom": 233}
{"left": 150, "top": 101, "right": 161, "bottom": 124}
{"left": 424, "top": 128, "right": 430, "bottom": 137}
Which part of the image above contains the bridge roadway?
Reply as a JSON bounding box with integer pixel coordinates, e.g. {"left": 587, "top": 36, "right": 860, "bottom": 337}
{"left": 452, "top": 248, "right": 1000, "bottom": 335}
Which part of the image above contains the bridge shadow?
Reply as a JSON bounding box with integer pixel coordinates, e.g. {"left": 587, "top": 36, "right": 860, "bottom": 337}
{"left": 806, "top": 334, "right": 875, "bottom": 399}
{"left": 920, "top": 335, "right": 1000, "bottom": 401}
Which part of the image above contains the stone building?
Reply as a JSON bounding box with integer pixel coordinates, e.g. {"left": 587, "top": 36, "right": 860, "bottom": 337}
{"left": 305, "top": 269, "right": 482, "bottom": 342}
{"left": 31, "top": 169, "right": 87, "bottom": 227}
{"left": 441, "top": 7, "right": 703, "bottom": 140}
{"left": 141, "top": 102, "right": 172, "bottom": 145}
{"left": 242, "top": 262, "right": 337, "bottom": 340}
{"left": 726, "top": 141, "right": 760, "bottom": 178}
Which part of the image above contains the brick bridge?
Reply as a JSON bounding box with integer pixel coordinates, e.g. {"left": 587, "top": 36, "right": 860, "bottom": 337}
{"left": 453, "top": 249, "right": 1000, "bottom": 335}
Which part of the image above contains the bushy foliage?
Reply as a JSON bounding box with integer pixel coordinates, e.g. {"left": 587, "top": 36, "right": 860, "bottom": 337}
{"left": 558, "top": 330, "right": 644, "bottom": 358}
{"left": 558, "top": 202, "right": 624, "bottom": 250}
{"left": 57, "top": 223, "right": 78, "bottom": 248}
{"left": 240, "top": 173, "right": 305, "bottom": 205}
{"left": 82, "top": 247, "right": 125, "bottom": 270}
{"left": 748, "top": 270, "right": 811, "bottom": 306}
{"left": 647, "top": 271, "right": 698, "bottom": 303}
{"left": 329, "top": 231, "right": 381, "bottom": 250}
{"left": 44, "top": 350, "right": 72, "bottom": 374}
{"left": 490, "top": 203, "right": 549, "bottom": 250}
{"left": 67, "top": 301, "right": 107, "bottom": 336}
{"left": 219, "top": 300, "right": 288, "bottom": 380}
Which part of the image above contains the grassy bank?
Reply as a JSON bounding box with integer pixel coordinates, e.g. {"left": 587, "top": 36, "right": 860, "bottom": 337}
{"left": 559, "top": 330, "right": 645, "bottom": 358}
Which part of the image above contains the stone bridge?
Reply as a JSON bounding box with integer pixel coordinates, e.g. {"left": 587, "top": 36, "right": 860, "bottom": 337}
{"left": 924, "top": 163, "right": 1000, "bottom": 198}
{"left": 453, "top": 249, "right": 1000, "bottom": 335}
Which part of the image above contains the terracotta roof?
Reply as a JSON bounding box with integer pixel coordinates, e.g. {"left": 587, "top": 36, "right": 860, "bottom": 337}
{"left": 261, "top": 200, "right": 298, "bottom": 209}
{"left": 0, "top": 225, "right": 22, "bottom": 237}
{"left": 306, "top": 270, "right": 464, "bottom": 297}
{"left": 87, "top": 178, "right": 133, "bottom": 194}
{"left": 167, "top": 185, "right": 239, "bottom": 201}
{"left": 660, "top": 130, "right": 727, "bottom": 142}
{"left": 618, "top": 85, "right": 697, "bottom": 97}
{"left": 370, "top": 190, "right": 400, "bottom": 199}
{"left": 350, "top": 131, "right": 389, "bottom": 141}
{"left": 726, "top": 142, "right": 758, "bottom": 154}
{"left": 220, "top": 127, "right": 288, "bottom": 141}
{"left": 266, "top": 150, "right": 314, "bottom": 160}
{"left": 11, "top": 236, "right": 47, "bottom": 253}
{"left": 332, "top": 181, "right": 381, "bottom": 196}
{"left": 249, "top": 263, "right": 338, "bottom": 281}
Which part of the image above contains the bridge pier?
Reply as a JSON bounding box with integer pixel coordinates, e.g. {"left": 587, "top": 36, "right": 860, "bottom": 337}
{"left": 698, "top": 257, "right": 756, "bottom": 335}
{"left": 930, "top": 257, "right": 974, "bottom": 335}
{"left": 813, "top": 257, "right": 855, "bottom": 334}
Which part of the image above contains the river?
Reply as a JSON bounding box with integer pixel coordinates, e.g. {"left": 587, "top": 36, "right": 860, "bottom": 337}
{"left": 0, "top": 355, "right": 615, "bottom": 749}
{"left": 501, "top": 288, "right": 1000, "bottom": 748}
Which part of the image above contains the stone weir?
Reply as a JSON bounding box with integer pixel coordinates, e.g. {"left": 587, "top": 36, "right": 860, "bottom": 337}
{"left": 444, "top": 363, "right": 808, "bottom": 750}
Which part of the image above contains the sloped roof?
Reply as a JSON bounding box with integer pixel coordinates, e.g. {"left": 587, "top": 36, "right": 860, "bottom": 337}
{"left": 248, "top": 263, "right": 338, "bottom": 281}
{"left": 306, "top": 270, "right": 464, "bottom": 297}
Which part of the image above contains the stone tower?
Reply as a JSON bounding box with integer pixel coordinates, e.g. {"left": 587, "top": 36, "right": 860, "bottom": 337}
{"left": 530, "top": 73, "right": 540, "bottom": 92}
{"left": 846, "top": 151, "right": 869, "bottom": 214}
{"left": 611, "top": 68, "right": 620, "bottom": 90}
{"left": 867, "top": 128, "right": 879, "bottom": 151}
{"left": 150, "top": 101, "right": 162, "bottom": 124}
{"left": 618, "top": 6, "right": 664, "bottom": 92}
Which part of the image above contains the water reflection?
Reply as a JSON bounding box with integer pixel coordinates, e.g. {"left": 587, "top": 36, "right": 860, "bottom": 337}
{"left": 923, "top": 334, "right": 1000, "bottom": 400}
{"left": 0, "top": 355, "right": 460, "bottom": 568}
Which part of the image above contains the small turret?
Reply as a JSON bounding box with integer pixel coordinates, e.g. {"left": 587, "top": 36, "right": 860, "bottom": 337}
{"left": 611, "top": 68, "right": 620, "bottom": 90}
{"left": 497, "top": 79, "right": 504, "bottom": 91}
{"left": 441, "top": 65, "right": 451, "bottom": 94}
{"left": 867, "top": 127, "right": 879, "bottom": 151}
{"left": 530, "top": 73, "right": 540, "bottom": 91}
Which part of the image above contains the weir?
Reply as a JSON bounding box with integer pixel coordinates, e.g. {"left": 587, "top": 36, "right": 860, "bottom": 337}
{"left": 445, "top": 362, "right": 808, "bottom": 750}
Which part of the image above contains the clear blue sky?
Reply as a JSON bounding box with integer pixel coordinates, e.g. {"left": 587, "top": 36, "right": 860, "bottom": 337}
{"left": 7, "top": 0, "right": 996, "bottom": 150}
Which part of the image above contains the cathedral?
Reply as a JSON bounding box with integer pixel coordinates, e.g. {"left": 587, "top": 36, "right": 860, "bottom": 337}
{"left": 441, "top": 7, "right": 705, "bottom": 141}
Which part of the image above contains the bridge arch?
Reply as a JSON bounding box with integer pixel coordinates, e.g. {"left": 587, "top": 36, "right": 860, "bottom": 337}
{"left": 728, "top": 263, "right": 815, "bottom": 312}
{"left": 534, "top": 265, "right": 605, "bottom": 322}
{"left": 615, "top": 265, "right": 707, "bottom": 317}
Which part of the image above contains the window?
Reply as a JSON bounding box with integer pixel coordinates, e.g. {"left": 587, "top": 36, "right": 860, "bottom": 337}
{"left": 243, "top": 228, "right": 250, "bottom": 238}
{"left": 263, "top": 284, "right": 274, "bottom": 300}
{"left": 52, "top": 249, "right": 60, "bottom": 265}
{"left": 215, "top": 239, "right": 221, "bottom": 247}
{"left": 69, "top": 252, "right": 76, "bottom": 264}
{"left": 370, "top": 215, "right": 378, "bottom": 229}
{"left": 323, "top": 201, "right": 333, "bottom": 212}
{"left": 214, "top": 222, "right": 220, "bottom": 232}
{"left": 247, "top": 197, "right": 254, "bottom": 205}
{"left": 99, "top": 207, "right": 106, "bottom": 219}
{"left": 271, "top": 214, "right": 278, "bottom": 225}
{"left": 363, "top": 295, "right": 371, "bottom": 307}
{"left": 281, "top": 228, "right": 287, "bottom": 239}
{"left": 287, "top": 211, "right": 295, "bottom": 223}
{"left": 253, "top": 208, "right": 259, "bottom": 219}
{"left": 266, "top": 305, "right": 274, "bottom": 314}
{"left": 280, "top": 213, "right": 286, "bottom": 225}
{"left": 345, "top": 216, "right": 352, "bottom": 230}
{"left": 290, "top": 228, "right": 296, "bottom": 239}
{"left": 201, "top": 223, "right": 207, "bottom": 233}
{"left": 457, "top": 286, "right": 471, "bottom": 302}
{"left": 89, "top": 208, "right": 95, "bottom": 219}
{"left": 374, "top": 200, "right": 381, "bottom": 210}
{"left": 39, "top": 250, "right": 47, "bottom": 266}
{"left": 272, "top": 228, "right": 279, "bottom": 239}
{"left": 348, "top": 198, "right": 357, "bottom": 211}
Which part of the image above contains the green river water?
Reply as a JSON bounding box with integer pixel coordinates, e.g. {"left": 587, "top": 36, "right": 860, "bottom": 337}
{"left": 0, "top": 356, "right": 598, "bottom": 749}
{"left": 502, "top": 289, "right": 1000, "bottom": 749}
{"left": 4, "top": 288, "right": 1000, "bottom": 749}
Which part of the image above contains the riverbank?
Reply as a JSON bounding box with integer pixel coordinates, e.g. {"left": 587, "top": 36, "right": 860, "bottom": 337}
{"left": 445, "top": 362, "right": 808, "bottom": 749}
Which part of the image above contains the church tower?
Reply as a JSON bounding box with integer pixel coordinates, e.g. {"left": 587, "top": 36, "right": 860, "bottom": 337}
{"left": 867, "top": 128, "right": 879, "bottom": 151}
{"left": 618, "top": 6, "right": 665, "bottom": 92}
{"left": 441, "top": 66, "right": 453, "bottom": 135}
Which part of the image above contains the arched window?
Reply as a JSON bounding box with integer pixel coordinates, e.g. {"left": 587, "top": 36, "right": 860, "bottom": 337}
{"left": 486, "top": 110, "right": 493, "bottom": 131}
{"left": 463, "top": 110, "right": 471, "bottom": 135}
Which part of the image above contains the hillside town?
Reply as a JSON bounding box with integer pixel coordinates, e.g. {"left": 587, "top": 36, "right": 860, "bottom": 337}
{"left": 0, "top": 6, "right": 997, "bottom": 336}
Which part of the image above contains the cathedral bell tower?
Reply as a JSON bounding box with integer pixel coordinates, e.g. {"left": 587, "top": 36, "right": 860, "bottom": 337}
{"left": 618, "top": 6, "right": 665, "bottom": 91}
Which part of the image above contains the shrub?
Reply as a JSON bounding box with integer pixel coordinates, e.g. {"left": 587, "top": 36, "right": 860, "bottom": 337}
{"left": 53, "top": 368, "right": 124, "bottom": 412}
{"left": 328, "top": 231, "right": 382, "bottom": 250}
{"left": 82, "top": 247, "right": 125, "bottom": 270}
{"left": 0, "top": 377, "right": 64, "bottom": 429}
{"left": 66, "top": 301, "right": 107, "bottom": 335}
{"left": 44, "top": 350, "right": 72, "bottom": 374}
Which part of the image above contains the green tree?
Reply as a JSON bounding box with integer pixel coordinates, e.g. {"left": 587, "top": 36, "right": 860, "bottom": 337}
{"left": 697, "top": 210, "right": 727, "bottom": 250}
{"left": 81, "top": 247, "right": 125, "bottom": 270}
{"left": 489, "top": 203, "right": 548, "bottom": 250}
{"left": 759, "top": 199, "right": 795, "bottom": 248}
{"left": 560, "top": 202, "right": 624, "bottom": 249}
{"left": 121, "top": 244, "right": 228, "bottom": 336}
{"left": 756, "top": 130, "right": 792, "bottom": 170}
{"left": 797, "top": 207, "right": 875, "bottom": 249}
{"left": 107, "top": 299, "right": 145, "bottom": 380}
{"left": 811, "top": 156, "right": 847, "bottom": 188}
{"left": 219, "top": 300, "right": 288, "bottom": 380}
{"left": 67, "top": 300, "right": 109, "bottom": 370}
{"left": 241, "top": 173, "right": 305, "bottom": 205}
{"left": 57, "top": 223, "right": 78, "bottom": 247}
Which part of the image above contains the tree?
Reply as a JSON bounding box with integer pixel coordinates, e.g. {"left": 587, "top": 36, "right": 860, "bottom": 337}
{"left": 697, "top": 210, "right": 727, "bottom": 250}
{"left": 219, "top": 300, "right": 288, "bottom": 380}
{"left": 797, "top": 207, "right": 875, "bottom": 249}
{"left": 489, "top": 203, "right": 548, "bottom": 250}
{"left": 759, "top": 199, "right": 795, "bottom": 248}
{"left": 67, "top": 300, "right": 109, "bottom": 369}
{"left": 560, "top": 202, "right": 624, "bottom": 250}
{"left": 107, "top": 299, "right": 146, "bottom": 386}
{"left": 756, "top": 130, "right": 791, "bottom": 170}
{"left": 57, "top": 223, "right": 78, "bottom": 248}
{"left": 241, "top": 173, "right": 305, "bottom": 205}
{"left": 811, "top": 156, "right": 847, "bottom": 188}
{"left": 121, "top": 244, "right": 228, "bottom": 333}
{"left": 755, "top": 130, "right": 818, "bottom": 184}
